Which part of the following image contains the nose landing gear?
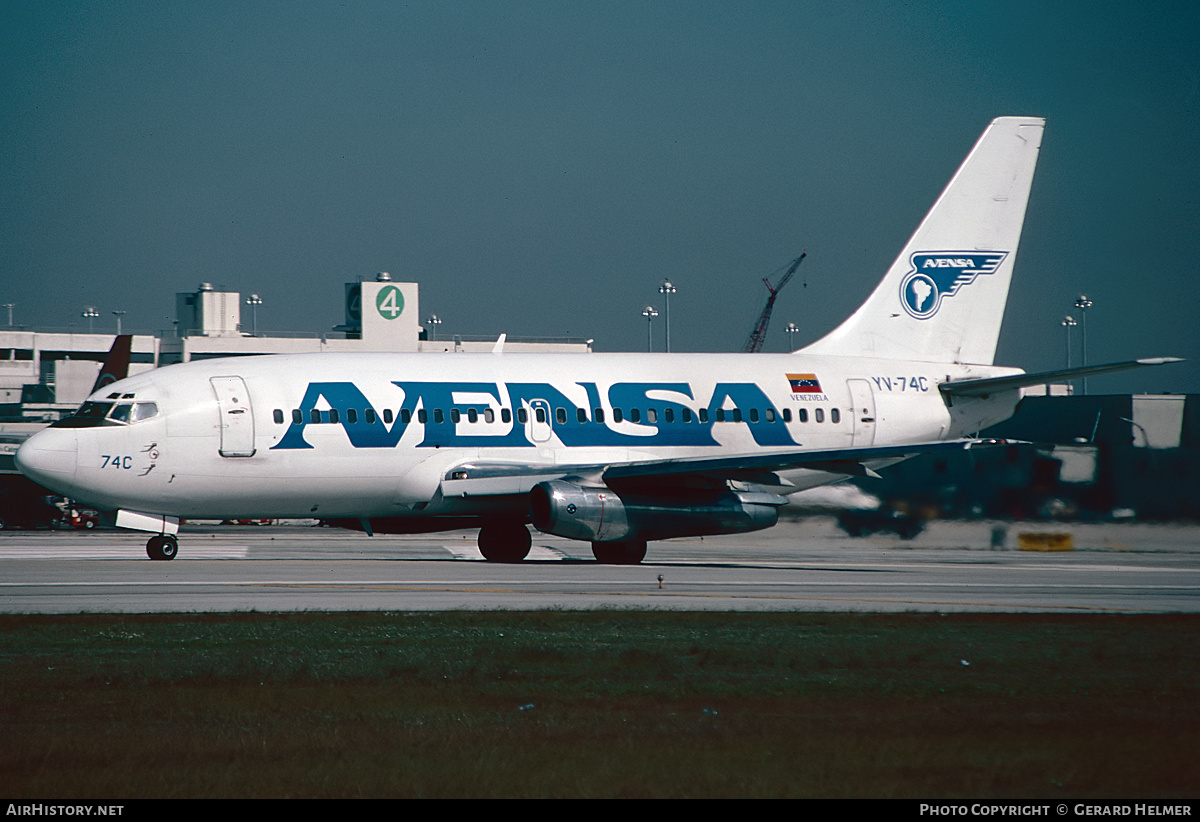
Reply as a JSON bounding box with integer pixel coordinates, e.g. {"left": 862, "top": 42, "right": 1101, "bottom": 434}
{"left": 146, "top": 534, "right": 179, "bottom": 561}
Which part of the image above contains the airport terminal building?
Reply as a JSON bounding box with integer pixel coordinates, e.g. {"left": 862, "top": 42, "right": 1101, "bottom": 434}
{"left": 1, "top": 275, "right": 590, "bottom": 424}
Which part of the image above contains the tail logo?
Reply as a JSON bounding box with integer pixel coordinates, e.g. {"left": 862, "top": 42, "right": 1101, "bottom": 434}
{"left": 900, "top": 251, "right": 1008, "bottom": 319}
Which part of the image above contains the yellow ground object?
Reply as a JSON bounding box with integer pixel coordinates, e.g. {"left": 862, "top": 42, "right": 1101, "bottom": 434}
{"left": 1018, "top": 532, "right": 1075, "bottom": 552}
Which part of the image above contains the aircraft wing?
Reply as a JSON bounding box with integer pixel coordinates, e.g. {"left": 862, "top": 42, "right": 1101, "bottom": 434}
{"left": 438, "top": 438, "right": 1004, "bottom": 498}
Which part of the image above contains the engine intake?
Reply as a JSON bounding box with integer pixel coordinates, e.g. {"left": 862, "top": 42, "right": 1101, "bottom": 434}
{"left": 529, "top": 480, "right": 782, "bottom": 543}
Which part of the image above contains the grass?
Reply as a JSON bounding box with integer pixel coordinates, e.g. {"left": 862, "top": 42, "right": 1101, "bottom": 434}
{"left": 1, "top": 611, "right": 1197, "bottom": 798}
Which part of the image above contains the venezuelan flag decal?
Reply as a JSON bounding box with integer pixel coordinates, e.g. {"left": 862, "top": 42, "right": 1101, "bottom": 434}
{"left": 787, "top": 373, "right": 822, "bottom": 394}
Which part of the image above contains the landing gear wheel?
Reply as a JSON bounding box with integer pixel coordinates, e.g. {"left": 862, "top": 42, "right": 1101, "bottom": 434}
{"left": 591, "top": 539, "right": 647, "bottom": 564}
{"left": 146, "top": 534, "right": 178, "bottom": 561}
{"left": 477, "top": 521, "right": 532, "bottom": 562}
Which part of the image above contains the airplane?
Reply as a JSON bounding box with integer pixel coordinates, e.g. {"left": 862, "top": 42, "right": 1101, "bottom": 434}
{"left": 14, "top": 116, "right": 1181, "bottom": 561}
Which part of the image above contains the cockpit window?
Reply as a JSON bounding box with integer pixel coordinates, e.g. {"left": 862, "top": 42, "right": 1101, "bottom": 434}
{"left": 51, "top": 400, "right": 160, "bottom": 428}
{"left": 51, "top": 402, "right": 115, "bottom": 428}
{"left": 131, "top": 402, "right": 158, "bottom": 422}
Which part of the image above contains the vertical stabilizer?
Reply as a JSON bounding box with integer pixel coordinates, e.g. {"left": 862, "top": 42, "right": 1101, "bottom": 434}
{"left": 800, "top": 117, "right": 1044, "bottom": 365}
{"left": 91, "top": 335, "right": 133, "bottom": 393}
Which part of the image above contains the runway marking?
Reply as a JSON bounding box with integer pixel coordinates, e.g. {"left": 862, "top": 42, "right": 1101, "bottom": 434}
{"left": 0, "top": 546, "right": 251, "bottom": 559}
{"left": 1, "top": 579, "right": 1194, "bottom": 592}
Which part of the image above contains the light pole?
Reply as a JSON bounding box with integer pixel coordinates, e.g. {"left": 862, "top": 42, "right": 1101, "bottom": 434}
{"left": 112, "top": 310, "right": 126, "bottom": 335}
{"left": 1060, "top": 315, "right": 1076, "bottom": 369}
{"left": 1074, "top": 295, "right": 1093, "bottom": 393}
{"left": 82, "top": 307, "right": 99, "bottom": 332}
{"left": 642, "top": 306, "right": 658, "bottom": 352}
{"left": 658, "top": 280, "right": 676, "bottom": 352}
{"left": 785, "top": 322, "right": 799, "bottom": 350}
{"left": 426, "top": 314, "right": 441, "bottom": 341}
{"left": 2, "top": 304, "right": 12, "bottom": 327}
{"left": 245, "top": 294, "right": 263, "bottom": 335}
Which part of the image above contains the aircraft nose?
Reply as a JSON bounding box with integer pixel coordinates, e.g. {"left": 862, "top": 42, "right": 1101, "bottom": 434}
{"left": 15, "top": 428, "right": 78, "bottom": 490}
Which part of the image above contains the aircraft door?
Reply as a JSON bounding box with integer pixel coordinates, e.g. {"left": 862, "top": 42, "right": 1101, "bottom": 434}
{"left": 846, "top": 379, "right": 877, "bottom": 447}
{"left": 527, "top": 399, "right": 553, "bottom": 443}
{"left": 211, "top": 376, "right": 257, "bottom": 457}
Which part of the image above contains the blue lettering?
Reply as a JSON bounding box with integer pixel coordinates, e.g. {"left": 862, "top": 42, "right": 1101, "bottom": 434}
{"left": 605, "top": 383, "right": 718, "bottom": 446}
{"left": 272, "top": 379, "right": 798, "bottom": 450}
{"left": 708, "top": 383, "right": 798, "bottom": 445}
{"left": 394, "top": 382, "right": 530, "bottom": 447}
{"left": 273, "top": 382, "right": 412, "bottom": 450}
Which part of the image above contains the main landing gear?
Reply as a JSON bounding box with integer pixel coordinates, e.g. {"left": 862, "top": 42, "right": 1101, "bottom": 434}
{"left": 477, "top": 520, "right": 532, "bottom": 562}
{"left": 146, "top": 534, "right": 179, "bottom": 561}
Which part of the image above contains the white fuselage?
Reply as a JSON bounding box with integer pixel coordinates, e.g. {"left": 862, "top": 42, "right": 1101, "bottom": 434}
{"left": 16, "top": 351, "right": 1021, "bottom": 522}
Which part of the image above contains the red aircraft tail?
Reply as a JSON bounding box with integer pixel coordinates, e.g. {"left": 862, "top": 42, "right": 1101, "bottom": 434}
{"left": 91, "top": 335, "right": 133, "bottom": 393}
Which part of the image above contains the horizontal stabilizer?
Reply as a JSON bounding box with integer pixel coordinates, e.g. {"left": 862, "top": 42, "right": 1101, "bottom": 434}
{"left": 940, "top": 357, "right": 1184, "bottom": 397}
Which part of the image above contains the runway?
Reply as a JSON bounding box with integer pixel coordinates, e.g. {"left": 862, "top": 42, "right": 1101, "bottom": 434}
{"left": 2, "top": 518, "right": 1199, "bottom": 613}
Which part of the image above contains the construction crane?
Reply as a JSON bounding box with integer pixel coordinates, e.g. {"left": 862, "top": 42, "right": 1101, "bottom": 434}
{"left": 742, "top": 251, "right": 806, "bottom": 353}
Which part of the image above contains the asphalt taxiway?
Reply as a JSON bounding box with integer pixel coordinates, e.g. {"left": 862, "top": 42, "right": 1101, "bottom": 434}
{"left": 2, "top": 518, "right": 1198, "bottom": 613}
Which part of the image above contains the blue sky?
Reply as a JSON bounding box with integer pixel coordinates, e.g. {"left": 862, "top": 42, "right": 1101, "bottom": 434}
{"left": 2, "top": 1, "right": 1197, "bottom": 392}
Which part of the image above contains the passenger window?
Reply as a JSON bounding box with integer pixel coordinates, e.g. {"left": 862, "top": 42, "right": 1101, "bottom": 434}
{"left": 311, "top": 409, "right": 321, "bottom": 424}
{"left": 647, "top": 409, "right": 657, "bottom": 423}
{"left": 517, "top": 408, "right": 527, "bottom": 424}
{"left": 715, "top": 409, "right": 726, "bottom": 422}
{"left": 417, "top": 409, "right": 428, "bottom": 424}
{"left": 329, "top": 409, "right": 339, "bottom": 424}
{"left": 798, "top": 408, "right": 808, "bottom": 423}
{"left": 556, "top": 407, "right": 567, "bottom": 425}
{"left": 577, "top": 408, "right": 587, "bottom": 423}
{"left": 664, "top": 408, "right": 674, "bottom": 423}
{"left": 535, "top": 408, "right": 547, "bottom": 423}
{"left": 433, "top": 409, "right": 444, "bottom": 424}
{"left": 485, "top": 408, "right": 495, "bottom": 423}
{"left": 347, "top": 409, "right": 358, "bottom": 424}
{"left": 629, "top": 408, "right": 641, "bottom": 423}
{"left": 274, "top": 409, "right": 285, "bottom": 425}
{"left": 782, "top": 409, "right": 791, "bottom": 423}
{"left": 384, "top": 409, "right": 394, "bottom": 424}
{"left": 698, "top": 409, "right": 708, "bottom": 423}
{"left": 366, "top": 409, "right": 377, "bottom": 424}
{"left": 467, "top": 408, "right": 478, "bottom": 423}
{"left": 682, "top": 408, "right": 692, "bottom": 423}
{"left": 749, "top": 409, "right": 759, "bottom": 423}
{"left": 594, "top": 408, "right": 605, "bottom": 423}
{"left": 502, "top": 408, "right": 512, "bottom": 424}
{"left": 831, "top": 408, "right": 840, "bottom": 424}
{"left": 765, "top": 409, "right": 775, "bottom": 423}
{"left": 449, "top": 409, "right": 460, "bottom": 423}
{"left": 613, "top": 408, "right": 623, "bottom": 423}
{"left": 292, "top": 409, "right": 303, "bottom": 424}
{"left": 815, "top": 408, "right": 825, "bottom": 423}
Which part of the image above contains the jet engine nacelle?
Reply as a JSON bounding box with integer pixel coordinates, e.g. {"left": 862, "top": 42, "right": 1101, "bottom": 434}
{"left": 529, "top": 480, "right": 783, "bottom": 543}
